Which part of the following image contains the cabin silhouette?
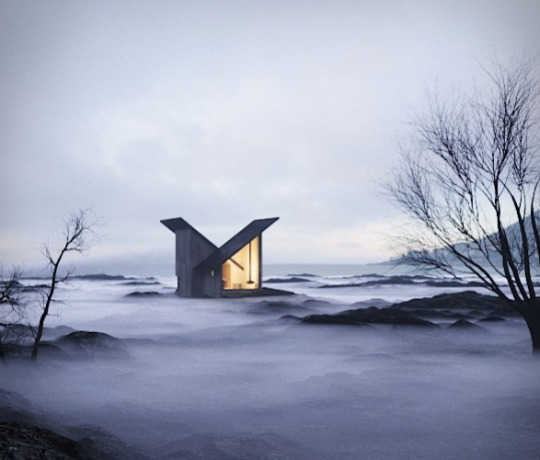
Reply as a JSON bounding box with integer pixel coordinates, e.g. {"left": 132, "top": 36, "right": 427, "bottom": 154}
{"left": 161, "top": 217, "right": 279, "bottom": 297}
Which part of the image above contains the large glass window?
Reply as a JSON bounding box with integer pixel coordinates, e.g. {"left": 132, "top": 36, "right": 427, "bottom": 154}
{"left": 222, "top": 236, "right": 260, "bottom": 290}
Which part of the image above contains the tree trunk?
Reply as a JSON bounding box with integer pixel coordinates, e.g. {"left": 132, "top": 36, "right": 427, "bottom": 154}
{"left": 523, "top": 301, "right": 540, "bottom": 353}
{"left": 527, "top": 321, "right": 540, "bottom": 352}
{"left": 31, "top": 281, "right": 56, "bottom": 361}
{"left": 31, "top": 300, "right": 51, "bottom": 361}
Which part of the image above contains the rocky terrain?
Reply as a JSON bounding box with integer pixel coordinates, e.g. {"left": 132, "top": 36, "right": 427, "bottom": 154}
{"left": 300, "top": 291, "right": 516, "bottom": 328}
{"left": 0, "top": 290, "right": 534, "bottom": 459}
{"left": 0, "top": 388, "right": 144, "bottom": 460}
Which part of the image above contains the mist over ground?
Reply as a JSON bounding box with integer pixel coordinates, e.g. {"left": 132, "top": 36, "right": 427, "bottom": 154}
{"left": 1, "top": 268, "right": 540, "bottom": 459}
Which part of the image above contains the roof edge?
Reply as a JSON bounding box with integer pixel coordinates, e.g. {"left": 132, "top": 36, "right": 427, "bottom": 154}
{"left": 160, "top": 217, "right": 217, "bottom": 249}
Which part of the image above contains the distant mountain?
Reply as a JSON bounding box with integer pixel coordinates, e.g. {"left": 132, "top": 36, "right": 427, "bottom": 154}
{"left": 393, "top": 211, "right": 540, "bottom": 272}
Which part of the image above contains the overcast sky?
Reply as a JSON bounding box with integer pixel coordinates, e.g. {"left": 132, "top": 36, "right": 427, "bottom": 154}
{"left": 1, "top": 0, "right": 539, "bottom": 273}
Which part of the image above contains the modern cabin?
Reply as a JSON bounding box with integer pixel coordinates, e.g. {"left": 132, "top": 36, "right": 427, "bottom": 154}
{"left": 161, "top": 217, "right": 279, "bottom": 298}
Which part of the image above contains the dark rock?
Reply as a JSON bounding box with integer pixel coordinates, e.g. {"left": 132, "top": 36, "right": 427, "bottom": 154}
{"left": 302, "top": 314, "right": 373, "bottom": 326}
{"left": 279, "top": 314, "right": 302, "bottom": 321}
{"left": 55, "top": 331, "right": 130, "bottom": 359}
{"left": 37, "top": 342, "right": 71, "bottom": 360}
{"left": 0, "top": 422, "right": 85, "bottom": 459}
{"left": 0, "top": 389, "right": 51, "bottom": 428}
{"left": 351, "top": 298, "right": 392, "bottom": 309}
{"left": 0, "top": 390, "right": 36, "bottom": 417}
{"left": 2, "top": 341, "right": 72, "bottom": 360}
{"left": 425, "top": 280, "right": 484, "bottom": 287}
{"left": 318, "top": 274, "right": 447, "bottom": 289}
{"left": 64, "top": 424, "right": 146, "bottom": 460}
{"left": 21, "top": 283, "right": 50, "bottom": 292}
{"left": 1, "top": 323, "right": 34, "bottom": 337}
{"left": 302, "top": 306, "right": 438, "bottom": 327}
{"left": 479, "top": 315, "right": 506, "bottom": 322}
{"left": 82, "top": 402, "right": 192, "bottom": 453}
{"left": 301, "top": 299, "right": 334, "bottom": 308}
{"left": 120, "top": 281, "right": 161, "bottom": 286}
{"left": 264, "top": 277, "right": 312, "bottom": 283}
{"left": 0, "top": 421, "right": 146, "bottom": 460}
{"left": 0, "top": 390, "right": 146, "bottom": 459}
{"left": 448, "top": 319, "right": 484, "bottom": 330}
{"left": 356, "top": 273, "right": 387, "bottom": 278}
{"left": 0, "top": 407, "right": 37, "bottom": 424}
{"left": 317, "top": 282, "right": 362, "bottom": 289}
{"left": 72, "top": 274, "right": 133, "bottom": 281}
{"left": 249, "top": 300, "right": 310, "bottom": 315}
{"left": 390, "top": 291, "right": 510, "bottom": 312}
{"left": 125, "top": 291, "right": 162, "bottom": 297}
{"left": 42, "top": 325, "right": 76, "bottom": 340}
{"left": 162, "top": 432, "right": 322, "bottom": 460}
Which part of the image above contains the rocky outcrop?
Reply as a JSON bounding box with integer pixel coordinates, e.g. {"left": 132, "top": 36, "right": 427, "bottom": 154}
{"left": 54, "top": 331, "right": 130, "bottom": 359}
{"left": 390, "top": 291, "right": 510, "bottom": 312}
{"left": 388, "top": 291, "right": 518, "bottom": 322}
{"left": 0, "top": 329, "right": 129, "bottom": 361}
{"left": 300, "top": 291, "right": 518, "bottom": 328}
{"left": 161, "top": 432, "right": 323, "bottom": 460}
{"left": 0, "top": 422, "right": 85, "bottom": 460}
{"left": 248, "top": 300, "right": 311, "bottom": 316}
{"left": 302, "top": 306, "right": 438, "bottom": 327}
{"left": 124, "top": 291, "right": 162, "bottom": 298}
{"left": 264, "top": 277, "right": 312, "bottom": 283}
{"left": 448, "top": 319, "right": 484, "bottom": 330}
{"left": 0, "top": 389, "right": 145, "bottom": 460}
{"left": 317, "top": 275, "right": 484, "bottom": 289}
{"left": 0, "top": 421, "right": 147, "bottom": 460}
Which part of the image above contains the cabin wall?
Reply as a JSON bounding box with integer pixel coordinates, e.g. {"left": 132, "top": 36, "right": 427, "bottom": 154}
{"left": 175, "top": 230, "right": 190, "bottom": 295}
{"left": 193, "top": 268, "right": 222, "bottom": 298}
{"left": 175, "top": 229, "right": 216, "bottom": 296}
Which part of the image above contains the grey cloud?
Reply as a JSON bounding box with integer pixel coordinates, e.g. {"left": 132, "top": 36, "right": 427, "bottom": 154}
{"left": 1, "top": 0, "right": 539, "bottom": 268}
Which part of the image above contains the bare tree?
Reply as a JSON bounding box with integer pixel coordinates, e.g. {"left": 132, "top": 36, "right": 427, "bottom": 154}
{"left": 0, "top": 267, "right": 26, "bottom": 362}
{"left": 388, "top": 59, "right": 540, "bottom": 351}
{"left": 30, "top": 209, "right": 96, "bottom": 361}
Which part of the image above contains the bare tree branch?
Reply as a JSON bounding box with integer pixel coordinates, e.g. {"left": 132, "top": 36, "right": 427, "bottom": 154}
{"left": 387, "top": 58, "right": 540, "bottom": 351}
{"left": 0, "top": 267, "right": 26, "bottom": 362}
{"left": 31, "top": 209, "right": 97, "bottom": 361}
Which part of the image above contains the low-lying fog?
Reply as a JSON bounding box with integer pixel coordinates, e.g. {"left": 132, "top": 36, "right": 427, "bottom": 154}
{"left": 2, "top": 272, "right": 540, "bottom": 459}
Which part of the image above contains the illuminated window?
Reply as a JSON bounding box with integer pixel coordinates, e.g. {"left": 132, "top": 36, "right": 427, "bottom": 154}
{"left": 222, "top": 236, "right": 260, "bottom": 290}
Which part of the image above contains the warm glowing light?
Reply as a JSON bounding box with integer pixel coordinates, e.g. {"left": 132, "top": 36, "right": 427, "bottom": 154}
{"left": 222, "top": 237, "right": 260, "bottom": 290}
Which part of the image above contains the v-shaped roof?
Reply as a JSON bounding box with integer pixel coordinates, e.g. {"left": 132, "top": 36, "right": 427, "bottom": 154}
{"left": 161, "top": 216, "right": 279, "bottom": 271}
{"left": 196, "top": 217, "right": 279, "bottom": 270}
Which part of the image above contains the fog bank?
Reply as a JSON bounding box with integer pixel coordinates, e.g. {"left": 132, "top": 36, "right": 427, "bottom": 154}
{"left": 1, "top": 274, "right": 540, "bottom": 459}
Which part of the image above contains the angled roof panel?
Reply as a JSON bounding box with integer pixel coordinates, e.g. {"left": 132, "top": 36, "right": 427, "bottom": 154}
{"left": 161, "top": 217, "right": 195, "bottom": 232}
{"left": 196, "top": 217, "right": 279, "bottom": 270}
{"left": 161, "top": 217, "right": 217, "bottom": 250}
